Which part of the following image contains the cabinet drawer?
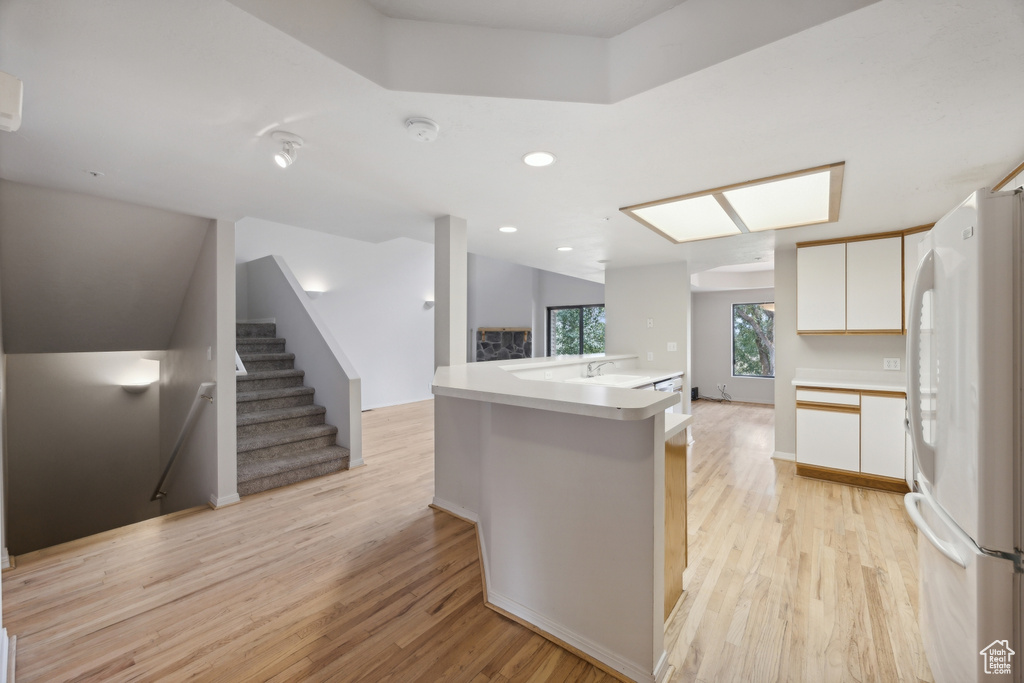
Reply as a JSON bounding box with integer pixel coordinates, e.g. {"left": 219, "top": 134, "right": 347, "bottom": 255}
{"left": 796, "top": 408, "right": 860, "bottom": 471}
{"left": 795, "top": 388, "right": 860, "bottom": 406}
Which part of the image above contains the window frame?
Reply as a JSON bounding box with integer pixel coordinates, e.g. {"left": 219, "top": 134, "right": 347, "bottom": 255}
{"left": 546, "top": 304, "right": 606, "bottom": 356}
{"left": 731, "top": 301, "right": 775, "bottom": 379}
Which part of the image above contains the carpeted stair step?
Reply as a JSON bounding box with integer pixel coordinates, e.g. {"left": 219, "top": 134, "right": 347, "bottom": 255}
{"left": 236, "top": 337, "right": 287, "bottom": 354}
{"left": 236, "top": 368, "right": 305, "bottom": 392}
{"left": 236, "top": 386, "right": 315, "bottom": 414}
{"left": 237, "top": 424, "right": 339, "bottom": 463}
{"left": 236, "top": 322, "right": 277, "bottom": 338}
{"left": 238, "top": 352, "right": 295, "bottom": 372}
{"left": 237, "top": 404, "right": 327, "bottom": 437}
{"left": 237, "top": 445, "right": 350, "bottom": 496}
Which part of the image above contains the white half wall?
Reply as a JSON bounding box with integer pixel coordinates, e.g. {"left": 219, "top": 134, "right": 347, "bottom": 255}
{"left": 691, "top": 288, "right": 775, "bottom": 404}
{"left": 605, "top": 262, "right": 691, "bottom": 414}
{"left": 243, "top": 256, "right": 362, "bottom": 466}
{"left": 6, "top": 351, "right": 163, "bottom": 554}
{"left": 161, "top": 220, "right": 237, "bottom": 513}
{"left": 773, "top": 245, "right": 906, "bottom": 454}
{"left": 236, "top": 218, "right": 432, "bottom": 409}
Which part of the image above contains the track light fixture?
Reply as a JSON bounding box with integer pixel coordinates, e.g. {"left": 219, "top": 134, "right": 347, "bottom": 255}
{"left": 271, "top": 131, "right": 303, "bottom": 169}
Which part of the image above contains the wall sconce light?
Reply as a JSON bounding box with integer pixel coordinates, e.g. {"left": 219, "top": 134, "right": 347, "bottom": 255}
{"left": 424, "top": 299, "right": 435, "bottom": 310}
{"left": 305, "top": 290, "right": 324, "bottom": 299}
{"left": 121, "top": 358, "right": 161, "bottom": 394}
{"left": 272, "top": 131, "right": 304, "bottom": 169}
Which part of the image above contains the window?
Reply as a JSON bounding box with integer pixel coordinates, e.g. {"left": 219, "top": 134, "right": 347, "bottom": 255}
{"left": 548, "top": 305, "right": 605, "bottom": 356}
{"left": 732, "top": 302, "right": 775, "bottom": 378}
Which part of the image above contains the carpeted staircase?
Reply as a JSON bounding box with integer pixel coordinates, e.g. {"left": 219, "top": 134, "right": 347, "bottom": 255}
{"left": 235, "top": 322, "right": 350, "bottom": 496}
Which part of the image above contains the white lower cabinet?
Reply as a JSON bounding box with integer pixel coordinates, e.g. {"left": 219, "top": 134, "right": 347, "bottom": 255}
{"left": 796, "top": 407, "right": 860, "bottom": 471}
{"left": 795, "top": 386, "right": 907, "bottom": 489}
{"left": 860, "top": 395, "right": 907, "bottom": 479}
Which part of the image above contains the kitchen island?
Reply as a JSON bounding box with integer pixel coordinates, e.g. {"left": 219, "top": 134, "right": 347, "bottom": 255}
{"left": 432, "top": 355, "right": 691, "bottom": 683}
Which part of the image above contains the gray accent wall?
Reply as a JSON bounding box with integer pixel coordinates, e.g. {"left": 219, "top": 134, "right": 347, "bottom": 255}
{"left": 691, "top": 287, "right": 775, "bottom": 405}
{"left": 0, "top": 180, "right": 209, "bottom": 353}
{"left": 6, "top": 351, "right": 163, "bottom": 554}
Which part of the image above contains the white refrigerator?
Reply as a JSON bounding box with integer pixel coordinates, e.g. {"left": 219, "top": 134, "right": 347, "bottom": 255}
{"left": 905, "top": 188, "right": 1023, "bottom": 682}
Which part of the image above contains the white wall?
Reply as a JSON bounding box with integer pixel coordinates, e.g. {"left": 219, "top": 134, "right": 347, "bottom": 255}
{"left": 691, "top": 288, "right": 775, "bottom": 405}
{"left": 161, "top": 220, "right": 237, "bottom": 513}
{"left": 605, "top": 262, "right": 691, "bottom": 414}
{"left": 6, "top": 352, "right": 163, "bottom": 554}
{"left": 467, "top": 253, "right": 604, "bottom": 360}
{"left": 773, "top": 246, "right": 906, "bottom": 456}
{"left": 236, "top": 218, "right": 433, "bottom": 409}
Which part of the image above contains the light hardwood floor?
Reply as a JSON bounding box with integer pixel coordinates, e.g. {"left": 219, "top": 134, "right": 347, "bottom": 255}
{"left": 667, "top": 400, "right": 932, "bottom": 683}
{"left": 2, "top": 399, "right": 932, "bottom": 682}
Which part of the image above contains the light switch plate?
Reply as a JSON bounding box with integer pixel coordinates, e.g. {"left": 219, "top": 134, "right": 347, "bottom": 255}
{"left": 647, "top": 351, "right": 654, "bottom": 361}
{"left": 883, "top": 357, "right": 901, "bottom": 370}
{"left": 667, "top": 342, "right": 677, "bottom": 351}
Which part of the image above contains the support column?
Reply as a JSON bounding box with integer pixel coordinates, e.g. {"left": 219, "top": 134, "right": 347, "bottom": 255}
{"left": 434, "top": 215, "right": 468, "bottom": 369}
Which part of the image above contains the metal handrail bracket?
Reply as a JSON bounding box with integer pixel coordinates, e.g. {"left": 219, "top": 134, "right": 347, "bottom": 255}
{"left": 151, "top": 381, "right": 216, "bottom": 501}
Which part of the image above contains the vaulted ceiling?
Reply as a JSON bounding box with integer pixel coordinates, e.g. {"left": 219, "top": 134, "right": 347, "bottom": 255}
{"left": 0, "top": 0, "right": 1021, "bottom": 282}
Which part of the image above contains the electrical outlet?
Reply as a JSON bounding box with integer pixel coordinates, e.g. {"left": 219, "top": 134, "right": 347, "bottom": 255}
{"left": 883, "top": 357, "right": 901, "bottom": 371}
{"left": 544, "top": 370, "right": 553, "bottom": 379}
{"left": 646, "top": 318, "right": 654, "bottom": 328}
{"left": 667, "top": 342, "right": 677, "bottom": 352}
{"left": 647, "top": 351, "right": 654, "bottom": 362}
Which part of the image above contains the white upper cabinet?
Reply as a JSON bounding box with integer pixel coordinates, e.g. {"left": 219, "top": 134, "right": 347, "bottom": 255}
{"left": 846, "top": 236, "right": 903, "bottom": 332}
{"left": 797, "top": 243, "right": 846, "bottom": 332}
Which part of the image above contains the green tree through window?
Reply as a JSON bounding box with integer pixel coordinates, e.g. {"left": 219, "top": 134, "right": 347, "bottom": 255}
{"left": 733, "top": 302, "right": 775, "bottom": 378}
{"left": 549, "top": 305, "right": 605, "bottom": 355}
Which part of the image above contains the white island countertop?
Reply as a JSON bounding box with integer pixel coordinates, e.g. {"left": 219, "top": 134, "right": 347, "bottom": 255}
{"left": 432, "top": 354, "right": 685, "bottom": 420}
{"left": 792, "top": 367, "right": 906, "bottom": 393}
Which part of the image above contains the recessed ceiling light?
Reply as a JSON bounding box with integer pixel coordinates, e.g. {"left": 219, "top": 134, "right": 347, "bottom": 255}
{"left": 499, "top": 226, "right": 517, "bottom": 233}
{"left": 523, "top": 151, "right": 556, "bottom": 167}
{"left": 557, "top": 246, "right": 573, "bottom": 251}
{"left": 620, "top": 162, "right": 845, "bottom": 245}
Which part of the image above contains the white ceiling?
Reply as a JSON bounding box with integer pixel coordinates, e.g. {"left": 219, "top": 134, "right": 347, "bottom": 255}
{"left": 363, "top": 0, "right": 683, "bottom": 38}
{"left": 0, "top": 0, "right": 1022, "bottom": 284}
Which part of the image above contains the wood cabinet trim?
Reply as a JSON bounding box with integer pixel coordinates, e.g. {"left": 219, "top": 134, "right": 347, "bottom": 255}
{"left": 993, "top": 159, "right": 1024, "bottom": 192}
{"left": 796, "top": 464, "right": 910, "bottom": 494}
{"left": 796, "top": 401, "right": 860, "bottom": 414}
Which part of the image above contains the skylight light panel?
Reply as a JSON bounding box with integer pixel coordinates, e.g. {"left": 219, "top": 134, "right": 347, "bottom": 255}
{"left": 632, "top": 194, "right": 740, "bottom": 243}
{"left": 723, "top": 170, "right": 831, "bottom": 232}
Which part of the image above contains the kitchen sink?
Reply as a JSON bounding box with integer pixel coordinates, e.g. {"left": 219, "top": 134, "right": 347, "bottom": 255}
{"left": 564, "top": 374, "right": 650, "bottom": 388}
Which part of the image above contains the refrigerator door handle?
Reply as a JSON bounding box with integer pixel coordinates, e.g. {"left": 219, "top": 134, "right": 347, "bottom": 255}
{"left": 906, "top": 249, "right": 936, "bottom": 483}
{"left": 905, "top": 491, "right": 967, "bottom": 568}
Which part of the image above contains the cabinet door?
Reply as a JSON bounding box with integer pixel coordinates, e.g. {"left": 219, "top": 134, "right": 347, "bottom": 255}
{"left": 796, "top": 407, "right": 860, "bottom": 471}
{"left": 860, "top": 395, "right": 906, "bottom": 479}
{"left": 797, "top": 243, "right": 846, "bottom": 332}
{"left": 847, "top": 236, "right": 903, "bottom": 332}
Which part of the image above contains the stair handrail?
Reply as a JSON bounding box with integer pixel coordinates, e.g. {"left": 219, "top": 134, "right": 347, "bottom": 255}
{"left": 151, "top": 382, "right": 216, "bottom": 501}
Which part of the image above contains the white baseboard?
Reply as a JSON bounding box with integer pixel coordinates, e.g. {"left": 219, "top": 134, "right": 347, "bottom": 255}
{"left": 430, "top": 497, "right": 479, "bottom": 525}
{"left": 347, "top": 456, "right": 365, "bottom": 468}
{"left": 654, "top": 651, "right": 671, "bottom": 683}
{"left": 487, "top": 591, "right": 660, "bottom": 683}
{"left": 237, "top": 317, "right": 276, "bottom": 324}
{"left": 0, "top": 628, "right": 11, "bottom": 683}
{"left": 1, "top": 548, "right": 10, "bottom": 569}
{"left": 208, "top": 492, "right": 241, "bottom": 509}
{"left": 772, "top": 451, "right": 796, "bottom": 462}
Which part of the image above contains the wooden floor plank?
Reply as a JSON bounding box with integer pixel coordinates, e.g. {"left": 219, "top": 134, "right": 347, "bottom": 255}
{"left": 4, "top": 399, "right": 932, "bottom": 682}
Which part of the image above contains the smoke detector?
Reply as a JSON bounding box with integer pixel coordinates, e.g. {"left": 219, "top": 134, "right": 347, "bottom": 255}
{"left": 406, "top": 117, "right": 439, "bottom": 143}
